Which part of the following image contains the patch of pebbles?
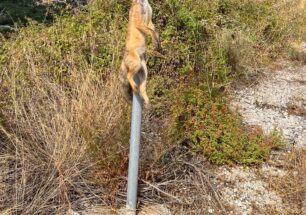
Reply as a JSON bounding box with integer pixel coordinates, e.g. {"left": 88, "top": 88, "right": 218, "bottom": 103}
{"left": 232, "top": 65, "right": 306, "bottom": 147}
{"left": 218, "top": 64, "right": 306, "bottom": 214}
{"left": 216, "top": 167, "right": 284, "bottom": 215}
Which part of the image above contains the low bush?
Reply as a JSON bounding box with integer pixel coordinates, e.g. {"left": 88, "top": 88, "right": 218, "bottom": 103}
{"left": 170, "top": 83, "right": 284, "bottom": 164}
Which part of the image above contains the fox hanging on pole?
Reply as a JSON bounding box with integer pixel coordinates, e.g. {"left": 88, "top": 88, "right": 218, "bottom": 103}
{"left": 120, "top": 0, "right": 160, "bottom": 105}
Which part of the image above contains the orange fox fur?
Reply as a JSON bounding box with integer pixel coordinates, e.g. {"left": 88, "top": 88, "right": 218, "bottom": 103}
{"left": 120, "top": 0, "right": 160, "bottom": 105}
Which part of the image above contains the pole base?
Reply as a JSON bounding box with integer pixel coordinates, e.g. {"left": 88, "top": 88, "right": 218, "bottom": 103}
{"left": 124, "top": 207, "right": 137, "bottom": 215}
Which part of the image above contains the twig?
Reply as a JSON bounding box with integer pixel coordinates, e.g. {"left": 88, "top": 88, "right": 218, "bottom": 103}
{"left": 148, "top": 50, "right": 167, "bottom": 59}
{"left": 183, "top": 161, "right": 227, "bottom": 214}
{"left": 56, "top": 164, "right": 72, "bottom": 211}
{"left": 141, "top": 179, "right": 183, "bottom": 203}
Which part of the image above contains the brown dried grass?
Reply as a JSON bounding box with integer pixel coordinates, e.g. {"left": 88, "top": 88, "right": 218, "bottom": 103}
{"left": 0, "top": 71, "right": 128, "bottom": 214}
{"left": 268, "top": 149, "right": 306, "bottom": 214}
{"left": 136, "top": 146, "right": 229, "bottom": 215}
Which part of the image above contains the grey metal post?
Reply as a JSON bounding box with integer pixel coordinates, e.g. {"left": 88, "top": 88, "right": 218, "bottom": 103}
{"left": 126, "top": 76, "right": 143, "bottom": 215}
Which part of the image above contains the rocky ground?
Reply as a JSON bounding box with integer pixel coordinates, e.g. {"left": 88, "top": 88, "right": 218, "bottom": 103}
{"left": 231, "top": 64, "right": 306, "bottom": 147}
{"left": 215, "top": 62, "right": 306, "bottom": 215}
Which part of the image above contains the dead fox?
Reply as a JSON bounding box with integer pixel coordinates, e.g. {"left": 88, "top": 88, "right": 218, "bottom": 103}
{"left": 120, "top": 0, "right": 160, "bottom": 105}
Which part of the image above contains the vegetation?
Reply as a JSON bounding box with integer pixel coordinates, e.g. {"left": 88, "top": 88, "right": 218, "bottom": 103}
{"left": 170, "top": 84, "right": 285, "bottom": 164}
{"left": 269, "top": 149, "right": 306, "bottom": 214}
{"left": 0, "top": 0, "right": 54, "bottom": 26}
{"left": 0, "top": 0, "right": 305, "bottom": 213}
{"left": 0, "top": 1, "right": 130, "bottom": 213}
{"left": 150, "top": 0, "right": 304, "bottom": 164}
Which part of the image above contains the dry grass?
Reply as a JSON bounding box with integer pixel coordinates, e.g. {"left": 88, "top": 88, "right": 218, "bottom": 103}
{"left": 267, "top": 149, "right": 306, "bottom": 214}
{"left": 0, "top": 0, "right": 130, "bottom": 213}
{"left": 0, "top": 3, "right": 129, "bottom": 211}
{"left": 0, "top": 72, "right": 127, "bottom": 214}
{"left": 0, "top": 0, "right": 131, "bottom": 212}
{"left": 135, "top": 146, "right": 229, "bottom": 215}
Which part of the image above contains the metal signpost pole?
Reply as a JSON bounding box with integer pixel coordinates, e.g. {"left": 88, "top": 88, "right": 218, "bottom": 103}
{"left": 126, "top": 77, "right": 143, "bottom": 215}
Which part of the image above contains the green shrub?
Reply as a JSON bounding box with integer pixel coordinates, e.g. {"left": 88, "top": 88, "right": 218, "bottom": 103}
{"left": 0, "top": 0, "right": 58, "bottom": 27}
{"left": 149, "top": 0, "right": 302, "bottom": 164}
{"left": 154, "top": 0, "right": 305, "bottom": 82}
{"left": 147, "top": 76, "right": 173, "bottom": 117}
{"left": 170, "top": 84, "right": 284, "bottom": 164}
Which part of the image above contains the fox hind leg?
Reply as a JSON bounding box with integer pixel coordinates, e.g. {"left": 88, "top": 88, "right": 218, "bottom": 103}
{"left": 126, "top": 54, "right": 142, "bottom": 94}
{"left": 119, "top": 62, "right": 133, "bottom": 101}
{"left": 139, "top": 60, "right": 149, "bottom": 105}
{"left": 127, "top": 71, "right": 139, "bottom": 93}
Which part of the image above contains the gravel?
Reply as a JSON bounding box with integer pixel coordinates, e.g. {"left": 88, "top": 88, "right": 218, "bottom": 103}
{"left": 218, "top": 63, "right": 306, "bottom": 215}
{"left": 216, "top": 167, "right": 284, "bottom": 215}
{"left": 231, "top": 64, "right": 306, "bottom": 147}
